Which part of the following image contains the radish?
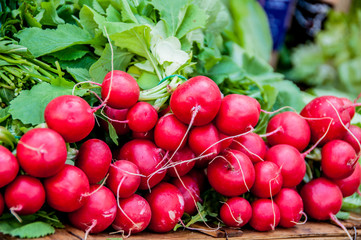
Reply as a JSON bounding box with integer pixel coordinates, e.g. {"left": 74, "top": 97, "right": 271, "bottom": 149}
{"left": 219, "top": 132, "right": 233, "bottom": 152}
{"left": 154, "top": 114, "right": 188, "bottom": 151}
{"left": 215, "top": 94, "right": 260, "bottom": 135}
{"left": 343, "top": 125, "right": 361, "bottom": 152}
{"left": 44, "top": 95, "right": 95, "bottom": 143}
{"left": 103, "top": 106, "right": 130, "bottom": 136}
{"left": 207, "top": 149, "right": 255, "bottom": 197}
{"left": 101, "top": 70, "right": 140, "bottom": 109}
{"left": 188, "top": 168, "right": 208, "bottom": 192}
{"left": 16, "top": 128, "right": 67, "bottom": 178}
{"left": 145, "top": 182, "right": 184, "bottom": 233}
{"left": 132, "top": 130, "right": 154, "bottom": 140}
{"left": 251, "top": 161, "right": 283, "bottom": 198}
{"left": 171, "top": 175, "right": 201, "bottom": 215}
{"left": 117, "top": 139, "right": 166, "bottom": 190}
{"left": 265, "top": 144, "right": 306, "bottom": 188}
{"left": 127, "top": 102, "right": 158, "bottom": 133}
{"left": 300, "top": 96, "right": 351, "bottom": 145}
{"left": 76, "top": 139, "right": 112, "bottom": 184}
{"left": 333, "top": 162, "right": 361, "bottom": 197}
{"left": 220, "top": 197, "right": 252, "bottom": 228}
{"left": 68, "top": 185, "right": 117, "bottom": 234}
{"left": 321, "top": 140, "right": 357, "bottom": 179}
{"left": 341, "top": 97, "right": 355, "bottom": 119}
{"left": 106, "top": 160, "right": 141, "bottom": 198}
{"left": 274, "top": 188, "right": 304, "bottom": 228}
{"left": 0, "top": 193, "right": 3, "bottom": 216}
{"left": 5, "top": 175, "right": 45, "bottom": 216}
{"left": 230, "top": 132, "right": 266, "bottom": 163}
{"left": 112, "top": 194, "right": 151, "bottom": 235}
{"left": 170, "top": 76, "right": 222, "bottom": 126}
{"left": 0, "top": 145, "right": 19, "bottom": 188}
{"left": 44, "top": 165, "right": 90, "bottom": 212}
{"left": 249, "top": 199, "right": 280, "bottom": 231}
{"left": 188, "top": 123, "right": 220, "bottom": 168}
{"left": 266, "top": 111, "right": 311, "bottom": 151}
{"left": 167, "top": 146, "right": 196, "bottom": 177}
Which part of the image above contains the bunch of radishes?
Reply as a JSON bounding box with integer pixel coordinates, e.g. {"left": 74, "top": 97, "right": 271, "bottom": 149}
{"left": 0, "top": 70, "right": 360, "bottom": 239}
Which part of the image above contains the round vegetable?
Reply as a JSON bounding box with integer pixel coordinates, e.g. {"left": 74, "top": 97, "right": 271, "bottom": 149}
{"left": 0, "top": 145, "right": 19, "bottom": 188}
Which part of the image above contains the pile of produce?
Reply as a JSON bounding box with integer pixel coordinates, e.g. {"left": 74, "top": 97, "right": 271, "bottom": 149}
{"left": 0, "top": 0, "right": 360, "bottom": 239}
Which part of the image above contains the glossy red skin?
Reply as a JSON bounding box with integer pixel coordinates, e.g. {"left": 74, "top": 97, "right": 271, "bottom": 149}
{"left": 117, "top": 139, "right": 166, "bottom": 190}
{"left": 343, "top": 125, "right": 361, "bottom": 153}
{"left": 300, "top": 177, "right": 343, "bottom": 220}
{"left": 44, "top": 95, "right": 94, "bottom": 143}
{"left": 0, "top": 145, "right": 19, "bottom": 188}
{"left": 249, "top": 199, "right": 280, "bottom": 232}
{"left": 171, "top": 175, "right": 201, "bottom": 215}
{"left": 101, "top": 70, "right": 140, "bottom": 109}
{"left": 274, "top": 188, "right": 303, "bottom": 228}
{"left": 146, "top": 182, "right": 185, "bottom": 233}
{"left": 127, "top": 102, "right": 158, "bottom": 133}
{"left": 68, "top": 185, "right": 116, "bottom": 233}
{"left": 170, "top": 76, "right": 222, "bottom": 126}
{"left": 17, "top": 128, "right": 66, "bottom": 178}
{"left": 167, "top": 146, "right": 196, "bottom": 177}
{"left": 265, "top": 144, "right": 306, "bottom": 188}
{"left": 321, "top": 140, "right": 357, "bottom": 179}
{"left": 188, "top": 168, "right": 207, "bottom": 192}
{"left": 207, "top": 149, "right": 255, "bottom": 197}
{"left": 251, "top": 161, "right": 283, "bottom": 198}
{"left": 219, "top": 133, "right": 233, "bottom": 152}
{"left": 5, "top": 176, "right": 45, "bottom": 215}
{"left": 266, "top": 112, "right": 311, "bottom": 151}
{"left": 154, "top": 114, "right": 188, "bottom": 151}
{"left": 215, "top": 94, "right": 260, "bottom": 135}
{"left": 76, "top": 139, "right": 112, "bottom": 184}
{"left": 230, "top": 132, "right": 267, "bottom": 164}
{"left": 0, "top": 193, "right": 4, "bottom": 216}
{"left": 220, "top": 197, "right": 252, "bottom": 228}
{"left": 340, "top": 97, "right": 355, "bottom": 119}
{"left": 44, "top": 165, "right": 90, "bottom": 212}
{"left": 132, "top": 130, "right": 154, "bottom": 140}
{"left": 333, "top": 163, "right": 361, "bottom": 197}
{"left": 112, "top": 194, "right": 151, "bottom": 234}
{"left": 103, "top": 106, "right": 130, "bottom": 136}
{"left": 106, "top": 160, "right": 141, "bottom": 198}
{"left": 189, "top": 123, "right": 220, "bottom": 168}
{"left": 300, "top": 96, "right": 351, "bottom": 145}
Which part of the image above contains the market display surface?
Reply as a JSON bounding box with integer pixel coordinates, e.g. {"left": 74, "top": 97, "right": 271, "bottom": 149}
{"left": 0, "top": 0, "right": 361, "bottom": 239}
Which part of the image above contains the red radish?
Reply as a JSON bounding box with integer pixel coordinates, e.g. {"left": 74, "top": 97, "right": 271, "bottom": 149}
{"left": 5, "top": 175, "right": 45, "bottom": 215}
{"left": 265, "top": 144, "right": 306, "bottom": 188}
{"left": 68, "top": 185, "right": 117, "bottom": 234}
{"left": 171, "top": 175, "right": 201, "bottom": 215}
{"left": 333, "top": 162, "right": 361, "bottom": 197}
{"left": 76, "top": 139, "right": 112, "bottom": 184}
{"left": 219, "top": 133, "right": 233, "bottom": 152}
{"left": 44, "top": 165, "right": 90, "bottom": 212}
{"left": 343, "top": 125, "right": 361, "bottom": 152}
{"left": 300, "top": 177, "right": 342, "bottom": 221}
{"left": 207, "top": 149, "right": 255, "bottom": 197}
{"left": 249, "top": 199, "right": 280, "bottom": 231}
{"left": 167, "top": 147, "right": 196, "bottom": 177}
{"left": 117, "top": 139, "right": 166, "bottom": 190}
{"left": 321, "top": 140, "right": 357, "bottom": 179}
{"left": 0, "top": 193, "right": 3, "bottom": 216}
{"left": 44, "top": 95, "right": 95, "bottom": 143}
{"left": 154, "top": 114, "right": 188, "bottom": 151}
{"left": 341, "top": 97, "right": 355, "bottom": 119}
{"left": 101, "top": 70, "right": 140, "bottom": 109}
{"left": 188, "top": 168, "right": 207, "bottom": 192}
{"left": 0, "top": 145, "right": 19, "bottom": 188}
{"left": 230, "top": 132, "right": 267, "bottom": 164}
{"left": 266, "top": 111, "right": 311, "bottom": 151}
{"left": 188, "top": 123, "right": 220, "bottom": 168}
{"left": 300, "top": 96, "right": 351, "bottom": 145}
{"left": 112, "top": 194, "right": 151, "bottom": 234}
{"left": 127, "top": 102, "right": 158, "bottom": 133}
{"left": 170, "top": 76, "right": 222, "bottom": 126}
{"left": 17, "top": 128, "right": 67, "bottom": 178}
{"left": 106, "top": 160, "right": 141, "bottom": 198}
{"left": 215, "top": 94, "right": 260, "bottom": 135}
{"left": 103, "top": 106, "right": 130, "bottom": 136}
{"left": 220, "top": 197, "right": 252, "bottom": 228}
{"left": 251, "top": 161, "right": 283, "bottom": 198}
{"left": 146, "top": 182, "right": 185, "bottom": 233}
{"left": 274, "top": 188, "right": 304, "bottom": 228}
{"left": 132, "top": 130, "right": 154, "bottom": 140}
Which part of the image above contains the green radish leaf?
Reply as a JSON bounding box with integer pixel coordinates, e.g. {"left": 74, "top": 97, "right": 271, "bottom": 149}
{"left": 50, "top": 45, "right": 89, "bottom": 61}
{"left": 37, "top": 0, "right": 65, "bottom": 26}
{"left": 9, "top": 221, "right": 55, "bottom": 238}
{"left": 335, "top": 211, "right": 350, "bottom": 220}
{"left": 107, "top": 121, "right": 119, "bottom": 146}
{"left": 0, "top": 107, "right": 10, "bottom": 123}
{"left": 175, "top": 4, "right": 208, "bottom": 39}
